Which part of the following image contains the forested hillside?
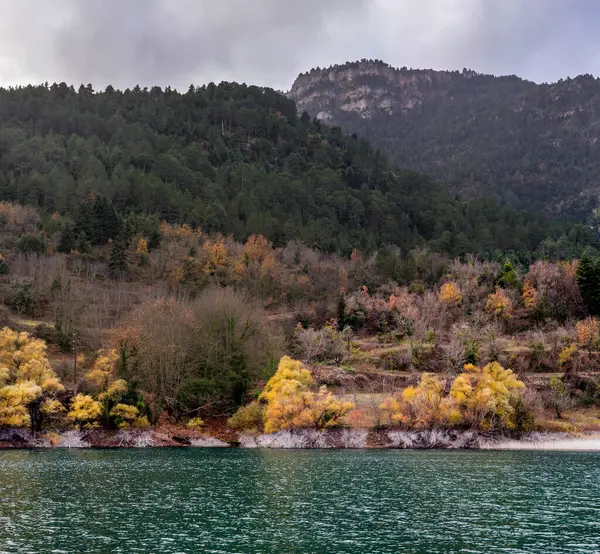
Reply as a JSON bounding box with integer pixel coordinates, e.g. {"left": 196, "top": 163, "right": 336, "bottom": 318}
{"left": 0, "top": 81, "right": 595, "bottom": 258}
{"left": 1, "top": 83, "right": 600, "bottom": 440}
{"left": 289, "top": 60, "right": 600, "bottom": 218}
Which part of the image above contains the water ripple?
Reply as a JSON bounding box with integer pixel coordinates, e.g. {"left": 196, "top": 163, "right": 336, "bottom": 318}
{"left": 0, "top": 449, "right": 599, "bottom": 553}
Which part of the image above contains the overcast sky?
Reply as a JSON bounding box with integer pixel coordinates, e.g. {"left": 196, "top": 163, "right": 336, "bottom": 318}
{"left": 0, "top": 0, "right": 599, "bottom": 91}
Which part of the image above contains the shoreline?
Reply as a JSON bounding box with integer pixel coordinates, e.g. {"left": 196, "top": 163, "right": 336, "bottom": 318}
{"left": 2, "top": 428, "right": 600, "bottom": 451}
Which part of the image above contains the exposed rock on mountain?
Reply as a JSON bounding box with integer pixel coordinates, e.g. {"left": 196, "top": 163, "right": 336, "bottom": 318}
{"left": 289, "top": 60, "right": 600, "bottom": 217}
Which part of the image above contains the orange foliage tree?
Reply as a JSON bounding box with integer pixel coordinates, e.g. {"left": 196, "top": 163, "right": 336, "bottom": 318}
{"left": 438, "top": 282, "right": 463, "bottom": 306}
{"left": 521, "top": 281, "right": 538, "bottom": 313}
{"left": 576, "top": 317, "right": 600, "bottom": 353}
{"left": 485, "top": 287, "right": 513, "bottom": 319}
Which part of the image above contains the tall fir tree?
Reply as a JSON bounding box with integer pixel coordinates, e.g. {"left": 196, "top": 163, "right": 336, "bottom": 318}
{"left": 576, "top": 254, "right": 600, "bottom": 315}
{"left": 57, "top": 224, "right": 76, "bottom": 254}
{"left": 108, "top": 239, "right": 128, "bottom": 278}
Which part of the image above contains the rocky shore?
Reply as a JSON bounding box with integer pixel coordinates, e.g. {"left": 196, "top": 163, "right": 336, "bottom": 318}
{"left": 2, "top": 427, "right": 600, "bottom": 450}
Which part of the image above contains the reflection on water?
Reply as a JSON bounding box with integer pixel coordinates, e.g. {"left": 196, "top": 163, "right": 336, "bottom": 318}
{"left": 1, "top": 448, "right": 600, "bottom": 553}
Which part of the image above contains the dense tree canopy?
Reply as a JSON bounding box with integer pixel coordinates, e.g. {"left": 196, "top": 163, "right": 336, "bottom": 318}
{"left": 0, "top": 80, "right": 596, "bottom": 258}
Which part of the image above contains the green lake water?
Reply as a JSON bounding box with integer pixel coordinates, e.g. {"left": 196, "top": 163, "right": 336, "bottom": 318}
{"left": 0, "top": 448, "right": 599, "bottom": 553}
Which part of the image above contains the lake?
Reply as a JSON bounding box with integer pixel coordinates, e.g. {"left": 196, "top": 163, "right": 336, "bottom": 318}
{"left": 0, "top": 448, "right": 599, "bottom": 553}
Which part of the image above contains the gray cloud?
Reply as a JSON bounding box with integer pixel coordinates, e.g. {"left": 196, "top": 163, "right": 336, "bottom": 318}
{"left": 0, "top": 0, "right": 598, "bottom": 90}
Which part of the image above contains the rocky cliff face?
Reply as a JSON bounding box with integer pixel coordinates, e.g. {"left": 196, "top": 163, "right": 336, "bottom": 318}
{"left": 287, "top": 60, "right": 600, "bottom": 216}
{"left": 288, "top": 60, "right": 478, "bottom": 120}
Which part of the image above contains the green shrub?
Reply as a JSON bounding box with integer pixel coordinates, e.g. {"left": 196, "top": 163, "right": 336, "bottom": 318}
{"left": 17, "top": 234, "right": 46, "bottom": 255}
{"left": 11, "top": 283, "right": 33, "bottom": 316}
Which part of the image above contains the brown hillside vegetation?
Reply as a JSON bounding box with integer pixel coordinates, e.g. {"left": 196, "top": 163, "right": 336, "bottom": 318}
{"left": 0, "top": 202, "right": 600, "bottom": 439}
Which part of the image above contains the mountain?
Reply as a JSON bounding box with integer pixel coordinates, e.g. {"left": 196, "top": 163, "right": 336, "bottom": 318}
{"left": 288, "top": 60, "right": 600, "bottom": 218}
{"left": 0, "top": 81, "right": 594, "bottom": 258}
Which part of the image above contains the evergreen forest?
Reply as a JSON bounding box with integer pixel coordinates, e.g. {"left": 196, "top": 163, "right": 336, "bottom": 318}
{"left": 0, "top": 81, "right": 597, "bottom": 260}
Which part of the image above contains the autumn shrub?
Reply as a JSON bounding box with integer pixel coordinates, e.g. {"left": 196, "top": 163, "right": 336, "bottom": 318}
{"left": 450, "top": 362, "right": 525, "bottom": 430}
{"left": 186, "top": 417, "right": 205, "bottom": 431}
{"left": 85, "top": 350, "right": 128, "bottom": 426}
{"left": 109, "top": 403, "right": 142, "bottom": 429}
{"left": 485, "top": 287, "right": 514, "bottom": 320}
{"left": 0, "top": 382, "right": 44, "bottom": 429}
{"left": 227, "top": 401, "right": 265, "bottom": 432}
{"left": 344, "top": 408, "right": 376, "bottom": 429}
{"left": 67, "top": 394, "right": 103, "bottom": 429}
{"left": 558, "top": 343, "right": 577, "bottom": 370}
{"left": 575, "top": 317, "right": 600, "bottom": 352}
{"left": 40, "top": 398, "right": 67, "bottom": 427}
{"left": 381, "top": 374, "right": 457, "bottom": 429}
{"left": 438, "top": 282, "right": 462, "bottom": 306}
{"left": 380, "top": 359, "right": 527, "bottom": 432}
{"left": 521, "top": 281, "right": 538, "bottom": 314}
{"left": 246, "top": 356, "right": 354, "bottom": 434}
{"left": 136, "top": 238, "right": 149, "bottom": 266}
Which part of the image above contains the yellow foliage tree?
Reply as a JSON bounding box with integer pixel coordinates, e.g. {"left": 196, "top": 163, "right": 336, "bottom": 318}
{"left": 450, "top": 362, "right": 525, "bottom": 429}
{"left": 0, "top": 328, "right": 65, "bottom": 431}
{"left": 380, "top": 374, "right": 458, "bottom": 428}
{"left": 40, "top": 398, "right": 66, "bottom": 424}
{"left": 0, "top": 382, "right": 43, "bottom": 428}
{"left": 438, "top": 282, "right": 463, "bottom": 306}
{"left": 379, "top": 395, "right": 405, "bottom": 426}
{"left": 85, "top": 350, "right": 128, "bottom": 425}
{"left": 257, "top": 356, "right": 353, "bottom": 434}
{"left": 67, "top": 394, "right": 103, "bottom": 429}
{"left": 379, "top": 363, "right": 526, "bottom": 431}
{"left": 402, "top": 374, "right": 458, "bottom": 427}
{"left": 136, "top": 237, "right": 149, "bottom": 266}
{"left": 109, "top": 403, "right": 149, "bottom": 429}
{"left": 485, "top": 287, "right": 513, "bottom": 319}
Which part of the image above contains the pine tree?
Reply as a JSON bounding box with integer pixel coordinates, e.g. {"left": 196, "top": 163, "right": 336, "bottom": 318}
{"left": 576, "top": 254, "right": 600, "bottom": 315}
{"left": 108, "top": 240, "right": 128, "bottom": 278}
{"left": 57, "top": 224, "right": 76, "bottom": 254}
{"left": 76, "top": 196, "right": 122, "bottom": 246}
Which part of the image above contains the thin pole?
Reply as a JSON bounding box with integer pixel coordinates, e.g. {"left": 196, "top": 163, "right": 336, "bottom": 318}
{"left": 73, "top": 333, "right": 77, "bottom": 386}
